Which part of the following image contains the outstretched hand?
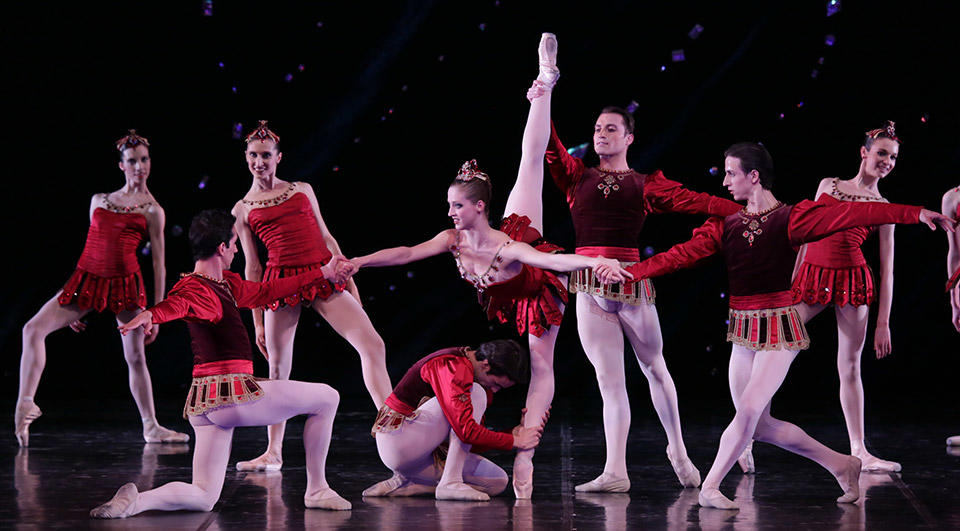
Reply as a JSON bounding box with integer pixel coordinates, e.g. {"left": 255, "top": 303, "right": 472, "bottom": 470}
{"left": 594, "top": 256, "right": 634, "bottom": 284}
{"left": 321, "top": 255, "right": 357, "bottom": 284}
{"left": 919, "top": 209, "right": 957, "bottom": 232}
{"left": 118, "top": 310, "right": 154, "bottom": 337}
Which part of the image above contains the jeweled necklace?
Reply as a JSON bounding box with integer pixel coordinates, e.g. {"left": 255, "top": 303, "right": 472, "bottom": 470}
{"left": 596, "top": 167, "right": 632, "bottom": 199}
{"left": 738, "top": 201, "right": 783, "bottom": 246}
{"left": 449, "top": 232, "right": 511, "bottom": 292}
{"left": 241, "top": 182, "right": 296, "bottom": 207}
{"left": 830, "top": 178, "right": 884, "bottom": 202}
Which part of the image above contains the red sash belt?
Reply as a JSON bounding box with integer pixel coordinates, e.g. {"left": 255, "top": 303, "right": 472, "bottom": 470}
{"left": 730, "top": 291, "right": 794, "bottom": 310}
{"left": 192, "top": 359, "right": 254, "bottom": 378}
{"left": 575, "top": 246, "right": 640, "bottom": 261}
{"left": 384, "top": 395, "right": 416, "bottom": 417}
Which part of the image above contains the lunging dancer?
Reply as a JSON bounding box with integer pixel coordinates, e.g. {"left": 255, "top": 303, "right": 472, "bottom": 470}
{"left": 16, "top": 130, "right": 187, "bottom": 447}
{"left": 362, "top": 340, "right": 546, "bottom": 501}
{"left": 90, "top": 210, "right": 351, "bottom": 518}
{"left": 349, "top": 33, "right": 632, "bottom": 498}
{"left": 624, "top": 142, "right": 954, "bottom": 508}
{"left": 232, "top": 121, "right": 392, "bottom": 472}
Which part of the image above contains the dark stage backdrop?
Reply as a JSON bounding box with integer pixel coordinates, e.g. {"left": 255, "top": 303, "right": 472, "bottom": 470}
{"left": 2, "top": 1, "right": 957, "bottom": 424}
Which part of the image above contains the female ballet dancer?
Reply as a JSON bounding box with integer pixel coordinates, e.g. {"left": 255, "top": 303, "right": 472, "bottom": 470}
{"left": 90, "top": 210, "right": 351, "bottom": 518}
{"left": 232, "top": 121, "right": 392, "bottom": 471}
{"left": 348, "top": 33, "right": 631, "bottom": 499}
{"left": 744, "top": 122, "right": 903, "bottom": 473}
{"left": 16, "top": 130, "right": 187, "bottom": 447}
{"left": 624, "top": 142, "right": 953, "bottom": 508}
{"left": 943, "top": 185, "right": 960, "bottom": 445}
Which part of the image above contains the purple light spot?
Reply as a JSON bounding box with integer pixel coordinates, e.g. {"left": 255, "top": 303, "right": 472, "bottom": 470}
{"left": 406, "top": 271, "right": 415, "bottom": 278}
{"left": 720, "top": 292, "right": 726, "bottom": 298}
{"left": 284, "top": 73, "right": 294, "bottom": 82}
{"left": 438, "top": 55, "right": 445, "bottom": 62}
{"left": 688, "top": 24, "right": 704, "bottom": 40}
{"left": 778, "top": 112, "right": 785, "bottom": 119}
{"left": 298, "top": 64, "right": 305, "bottom": 72}
{"left": 796, "top": 101, "right": 804, "bottom": 108}
{"left": 725, "top": 319, "right": 730, "bottom": 325}
{"left": 388, "top": 285, "right": 396, "bottom": 292}
{"left": 709, "top": 166, "right": 719, "bottom": 176}
{"left": 705, "top": 345, "right": 713, "bottom": 352}
{"left": 231, "top": 86, "right": 237, "bottom": 94}
{"left": 171, "top": 225, "right": 183, "bottom": 236}
{"left": 232, "top": 122, "right": 243, "bottom": 139}
{"left": 202, "top": 0, "right": 213, "bottom": 16}
{"left": 401, "top": 84, "right": 409, "bottom": 92}
{"left": 141, "top": 242, "right": 152, "bottom": 256}
{"left": 217, "top": 61, "right": 224, "bottom": 69}
{"left": 818, "top": 56, "right": 825, "bottom": 65}
{"left": 671, "top": 49, "right": 685, "bottom": 62}
{"left": 825, "top": 34, "right": 836, "bottom": 46}
{"left": 316, "top": 21, "right": 324, "bottom": 28}
{"left": 811, "top": 69, "right": 819, "bottom": 79}
{"left": 660, "top": 65, "right": 666, "bottom": 72}
{"left": 198, "top": 176, "right": 209, "bottom": 189}
{"left": 478, "top": 23, "right": 486, "bottom": 31}
{"left": 626, "top": 100, "right": 639, "bottom": 114}
{"left": 353, "top": 137, "right": 361, "bottom": 143}
{"left": 643, "top": 246, "right": 655, "bottom": 257}
{"left": 826, "top": 0, "right": 841, "bottom": 17}
{"left": 380, "top": 115, "right": 387, "bottom": 121}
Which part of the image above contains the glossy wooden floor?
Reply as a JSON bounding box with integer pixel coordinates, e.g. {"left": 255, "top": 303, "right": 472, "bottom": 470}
{"left": 5, "top": 398, "right": 960, "bottom": 530}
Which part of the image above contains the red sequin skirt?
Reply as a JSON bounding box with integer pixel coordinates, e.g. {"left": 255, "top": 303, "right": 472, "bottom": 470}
{"left": 58, "top": 268, "right": 147, "bottom": 313}
{"left": 791, "top": 262, "right": 875, "bottom": 307}
{"left": 261, "top": 262, "right": 344, "bottom": 311}
{"left": 727, "top": 305, "right": 810, "bottom": 351}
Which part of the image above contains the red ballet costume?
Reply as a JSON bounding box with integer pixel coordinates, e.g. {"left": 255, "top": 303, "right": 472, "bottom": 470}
{"left": 245, "top": 184, "right": 343, "bottom": 310}
{"left": 147, "top": 268, "right": 325, "bottom": 417}
{"left": 372, "top": 346, "right": 514, "bottom": 451}
{"left": 58, "top": 204, "right": 150, "bottom": 313}
{"left": 545, "top": 123, "right": 742, "bottom": 303}
{"left": 625, "top": 199, "right": 923, "bottom": 351}
{"left": 792, "top": 193, "right": 882, "bottom": 307}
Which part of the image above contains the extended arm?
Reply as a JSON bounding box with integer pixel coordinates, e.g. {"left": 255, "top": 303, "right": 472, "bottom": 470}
{"left": 787, "top": 199, "right": 936, "bottom": 246}
{"left": 792, "top": 179, "right": 833, "bottom": 281}
{"left": 227, "top": 268, "right": 331, "bottom": 310}
{"left": 352, "top": 230, "right": 454, "bottom": 268}
{"left": 143, "top": 203, "right": 166, "bottom": 344}
{"left": 119, "top": 278, "right": 221, "bottom": 335}
{"left": 644, "top": 170, "right": 742, "bottom": 217}
{"left": 498, "top": 241, "right": 632, "bottom": 282}
{"left": 544, "top": 121, "right": 584, "bottom": 206}
{"left": 624, "top": 217, "right": 724, "bottom": 280}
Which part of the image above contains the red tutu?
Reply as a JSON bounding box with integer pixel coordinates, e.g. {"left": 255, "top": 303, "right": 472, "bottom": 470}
{"left": 791, "top": 261, "right": 875, "bottom": 307}
{"left": 58, "top": 268, "right": 147, "bottom": 313}
{"left": 479, "top": 214, "right": 567, "bottom": 338}
{"left": 261, "top": 263, "right": 344, "bottom": 311}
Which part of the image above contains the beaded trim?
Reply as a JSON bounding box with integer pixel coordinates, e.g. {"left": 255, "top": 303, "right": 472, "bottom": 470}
{"left": 240, "top": 182, "right": 297, "bottom": 207}
{"left": 450, "top": 231, "right": 511, "bottom": 292}
{"left": 737, "top": 202, "right": 783, "bottom": 246}
{"left": 183, "top": 373, "right": 263, "bottom": 418}
{"left": 100, "top": 194, "right": 155, "bottom": 213}
{"left": 370, "top": 404, "right": 420, "bottom": 437}
{"left": 596, "top": 168, "right": 634, "bottom": 199}
{"left": 726, "top": 305, "right": 810, "bottom": 351}
{"left": 828, "top": 178, "right": 886, "bottom": 203}
{"left": 181, "top": 272, "right": 235, "bottom": 304}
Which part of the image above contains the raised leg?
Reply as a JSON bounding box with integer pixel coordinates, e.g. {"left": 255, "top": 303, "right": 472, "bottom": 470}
{"left": 574, "top": 294, "right": 631, "bottom": 492}
{"left": 619, "top": 302, "right": 699, "bottom": 488}
{"left": 17, "top": 294, "right": 89, "bottom": 446}
{"left": 835, "top": 304, "right": 900, "bottom": 472}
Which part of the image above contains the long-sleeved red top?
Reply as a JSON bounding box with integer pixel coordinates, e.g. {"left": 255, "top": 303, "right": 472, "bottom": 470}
{"left": 625, "top": 199, "right": 922, "bottom": 310}
{"left": 384, "top": 347, "right": 514, "bottom": 451}
{"left": 149, "top": 269, "right": 324, "bottom": 376}
{"left": 545, "top": 122, "right": 741, "bottom": 254}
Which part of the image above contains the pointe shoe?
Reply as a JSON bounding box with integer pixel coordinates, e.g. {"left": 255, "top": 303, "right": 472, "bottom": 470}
{"left": 698, "top": 487, "right": 738, "bottom": 510}
{"left": 90, "top": 483, "right": 138, "bottom": 518}
{"left": 512, "top": 454, "right": 534, "bottom": 499}
{"left": 143, "top": 422, "right": 190, "bottom": 444}
{"left": 574, "top": 472, "right": 630, "bottom": 493}
{"left": 14, "top": 401, "right": 42, "bottom": 448}
{"left": 857, "top": 453, "right": 901, "bottom": 473}
{"left": 737, "top": 442, "right": 755, "bottom": 474}
{"left": 236, "top": 452, "right": 283, "bottom": 472}
{"left": 436, "top": 481, "right": 490, "bottom": 501}
{"left": 304, "top": 488, "right": 352, "bottom": 510}
{"left": 836, "top": 456, "right": 862, "bottom": 504}
{"left": 666, "top": 445, "right": 701, "bottom": 488}
{"left": 536, "top": 32, "right": 559, "bottom": 88}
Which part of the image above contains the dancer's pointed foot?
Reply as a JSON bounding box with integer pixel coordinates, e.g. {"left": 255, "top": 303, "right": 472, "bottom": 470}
{"left": 304, "top": 487, "right": 351, "bottom": 510}
{"left": 574, "top": 472, "right": 630, "bottom": 493}
{"left": 855, "top": 450, "right": 901, "bottom": 473}
{"left": 698, "top": 487, "right": 738, "bottom": 510}
{"left": 362, "top": 473, "right": 436, "bottom": 497}
{"left": 14, "top": 401, "right": 42, "bottom": 448}
{"left": 835, "top": 456, "right": 862, "bottom": 504}
{"left": 236, "top": 451, "right": 283, "bottom": 472}
{"left": 536, "top": 32, "right": 559, "bottom": 88}
{"left": 737, "top": 441, "right": 755, "bottom": 474}
{"left": 666, "top": 445, "right": 701, "bottom": 488}
{"left": 90, "top": 483, "right": 138, "bottom": 518}
{"left": 436, "top": 481, "right": 490, "bottom": 501}
{"left": 512, "top": 453, "right": 534, "bottom": 499}
{"left": 142, "top": 421, "right": 190, "bottom": 444}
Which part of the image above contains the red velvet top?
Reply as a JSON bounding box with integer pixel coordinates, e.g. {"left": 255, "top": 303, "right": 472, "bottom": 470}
{"left": 384, "top": 347, "right": 514, "bottom": 451}
{"left": 149, "top": 269, "right": 324, "bottom": 376}
{"left": 545, "top": 122, "right": 741, "bottom": 251}
{"left": 247, "top": 193, "right": 333, "bottom": 268}
{"left": 801, "top": 195, "right": 877, "bottom": 268}
{"left": 625, "top": 200, "right": 922, "bottom": 310}
{"left": 76, "top": 208, "right": 149, "bottom": 277}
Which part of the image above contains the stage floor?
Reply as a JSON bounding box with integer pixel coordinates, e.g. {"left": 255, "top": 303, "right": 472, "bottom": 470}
{"left": 4, "top": 399, "right": 960, "bottom": 530}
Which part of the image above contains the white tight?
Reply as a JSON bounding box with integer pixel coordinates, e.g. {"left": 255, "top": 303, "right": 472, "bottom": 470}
{"left": 702, "top": 345, "right": 849, "bottom": 490}
{"left": 575, "top": 294, "right": 688, "bottom": 477}
{"left": 375, "top": 383, "right": 508, "bottom": 495}
{"left": 126, "top": 380, "right": 339, "bottom": 515}
{"left": 795, "top": 302, "right": 873, "bottom": 454}
{"left": 260, "top": 290, "right": 391, "bottom": 456}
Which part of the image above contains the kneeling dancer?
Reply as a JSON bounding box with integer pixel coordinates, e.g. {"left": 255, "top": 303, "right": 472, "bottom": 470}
{"left": 91, "top": 210, "right": 351, "bottom": 518}
{"left": 363, "top": 340, "right": 546, "bottom": 501}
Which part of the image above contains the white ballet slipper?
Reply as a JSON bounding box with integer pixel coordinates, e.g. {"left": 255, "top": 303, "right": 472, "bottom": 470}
{"left": 737, "top": 441, "right": 755, "bottom": 474}
{"left": 142, "top": 422, "right": 190, "bottom": 444}
{"left": 666, "top": 445, "right": 701, "bottom": 488}
{"left": 236, "top": 452, "right": 283, "bottom": 472}
{"left": 512, "top": 453, "right": 534, "bottom": 499}
{"left": 698, "top": 487, "right": 738, "bottom": 510}
{"left": 574, "top": 472, "right": 630, "bottom": 493}
{"left": 304, "top": 487, "right": 352, "bottom": 510}
{"left": 90, "top": 483, "right": 138, "bottom": 519}
{"left": 835, "top": 456, "right": 861, "bottom": 504}
{"left": 436, "top": 481, "right": 490, "bottom": 501}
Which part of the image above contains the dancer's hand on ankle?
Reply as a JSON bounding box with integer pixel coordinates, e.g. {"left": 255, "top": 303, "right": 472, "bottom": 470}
{"left": 512, "top": 425, "right": 543, "bottom": 450}
{"left": 118, "top": 311, "right": 154, "bottom": 336}
{"left": 919, "top": 209, "right": 957, "bottom": 232}
{"left": 526, "top": 81, "right": 546, "bottom": 102}
{"left": 873, "top": 323, "right": 892, "bottom": 358}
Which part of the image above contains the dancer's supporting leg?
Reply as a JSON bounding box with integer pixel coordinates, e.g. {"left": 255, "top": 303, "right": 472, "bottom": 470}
{"left": 834, "top": 303, "right": 900, "bottom": 472}
{"left": 91, "top": 380, "right": 349, "bottom": 518}
{"left": 239, "top": 290, "right": 390, "bottom": 472}
{"left": 117, "top": 308, "right": 189, "bottom": 444}
{"left": 619, "top": 303, "right": 699, "bottom": 487}
{"left": 699, "top": 346, "right": 860, "bottom": 509}
{"left": 503, "top": 51, "right": 560, "bottom": 497}
{"left": 17, "top": 295, "right": 88, "bottom": 446}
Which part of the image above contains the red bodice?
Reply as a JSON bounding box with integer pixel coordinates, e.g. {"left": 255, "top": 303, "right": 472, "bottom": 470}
{"left": 247, "top": 193, "right": 332, "bottom": 268}
{"left": 76, "top": 208, "right": 149, "bottom": 277}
